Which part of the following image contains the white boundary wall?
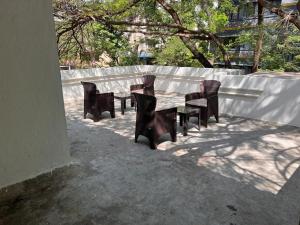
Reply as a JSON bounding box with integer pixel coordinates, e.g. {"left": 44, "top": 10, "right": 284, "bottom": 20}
{"left": 61, "top": 65, "right": 300, "bottom": 127}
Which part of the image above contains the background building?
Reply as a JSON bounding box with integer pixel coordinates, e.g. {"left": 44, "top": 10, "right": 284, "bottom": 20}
{"left": 214, "top": 0, "right": 298, "bottom": 72}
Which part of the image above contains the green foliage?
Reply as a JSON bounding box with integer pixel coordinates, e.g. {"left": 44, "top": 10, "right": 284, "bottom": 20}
{"left": 55, "top": 0, "right": 237, "bottom": 67}
{"left": 261, "top": 54, "right": 285, "bottom": 71}
{"left": 89, "top": 23, "right": 133, "bottom": 65}
{"left": 260, "top": 26, "right": 300, "bottom": 72}
{"left": 153, "top": 37, "right": 202, "bottom": 67}
{"left": 54, "top": 0, "right": 299, "bottom": 71}
{"left": 58, "top": 21, "right": 138, "bottom": 67}
{"left": 232, "top": 24, "right": 300, "bottom": 72}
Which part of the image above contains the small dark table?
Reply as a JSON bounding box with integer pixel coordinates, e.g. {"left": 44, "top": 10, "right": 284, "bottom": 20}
{"left": 177, "top": 106, "right": 200, "bottom": 136}
{"left": 186, "top": 98, "right": 207, "bottom": 108}
{"left": 114, "top": 92, "right": 131, "bottom": 115}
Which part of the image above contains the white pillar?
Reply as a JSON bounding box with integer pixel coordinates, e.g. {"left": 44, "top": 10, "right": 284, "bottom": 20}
{"left": 0, "top": 0, "right": 71, "bottom": 188}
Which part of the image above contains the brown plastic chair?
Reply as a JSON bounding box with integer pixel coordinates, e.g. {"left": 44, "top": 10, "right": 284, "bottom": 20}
{"left": 81, "top": 81, "right": 115, "bottom": 121}
{"left": 185, "top": 80, "right": 221, "bottom": 127}
{"left": 130, "top": 75, "right": 156, "bottom": 107}
{"left": 133, "top": 93, "right": 177, "bottom": 149}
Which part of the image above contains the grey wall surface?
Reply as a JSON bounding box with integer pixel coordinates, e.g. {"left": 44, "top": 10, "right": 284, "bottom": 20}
{"left": 0, "top": 0, "right": 71, "bottom": 188}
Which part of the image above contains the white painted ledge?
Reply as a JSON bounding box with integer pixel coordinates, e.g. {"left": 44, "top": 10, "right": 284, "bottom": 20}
{"left": 61, "top": 65, "right": 300, "bottom": 127}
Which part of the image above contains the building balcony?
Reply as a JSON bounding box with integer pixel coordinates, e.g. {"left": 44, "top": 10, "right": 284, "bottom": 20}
{"left": 224, "top": 14, "right": 279, "bottom": 32}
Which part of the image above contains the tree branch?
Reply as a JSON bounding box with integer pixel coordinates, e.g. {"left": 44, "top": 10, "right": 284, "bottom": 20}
{"left": 156, "top": 0, "right": 214, "bottom": 68}
{"left": 106, "top": 0, "right": 143, "bottom": 16}
{"left": 259, "top": 0, "right": 300, "bottom": 30}
{"left": 120, "top": 29, "right": 211, "bottom": 40}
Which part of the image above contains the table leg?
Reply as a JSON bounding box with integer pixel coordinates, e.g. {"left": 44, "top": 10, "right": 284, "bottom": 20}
{"left": 198, "top": 111, "right": 201, "bottom": 132}
{"left": 183, "top": 115, "right": 188, "bottom": 136}
{"left": 121, "top": 99, "right": 125, "bottom": 115}
{"left": 124, "top": 99, "right": 126, "bottom": 109}
{"left": 179, "top": 114, "right": 183, "bottom": 126}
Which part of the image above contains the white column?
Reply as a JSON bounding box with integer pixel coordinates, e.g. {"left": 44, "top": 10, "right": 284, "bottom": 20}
{"left": 0, "top": 0, "right": 71, "bottom": 188}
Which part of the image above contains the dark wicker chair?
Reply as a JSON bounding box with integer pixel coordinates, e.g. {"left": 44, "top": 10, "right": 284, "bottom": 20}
{"left": 185, "top": 80, "right": 221, "bottom": 127}
{"left": 130, "top": 75, "right": 156, "bottom": 107}
{"left": 133, "top": 93, "right": 177, "bottom": 149}
{"left": 81, "top": 81, "right": 115, "bottom": 121}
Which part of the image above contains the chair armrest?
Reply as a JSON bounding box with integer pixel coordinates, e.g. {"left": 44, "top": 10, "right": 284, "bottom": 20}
{"left": 206, "top": 94, "right": 218, "bottom": 103}
{"left": 95, "top": 92, "right": 114, "bottom": 112}
{"left": 96, "top": 92, "right": 114, "bottom": 101}
{"left": 185, "top": 92, "right": 204, "bottom": 102}
{"left": 206, "top": 92, "right": 218, "bottom": 98}
{"left": 130, "top": 84, "right": 144, "bottom": 92}
{"left": 155, "top": 107, "right": 177, "bottom": 127}
{"left": 156, "top": 107, "right": 177, "bottom": 120}
{"left": 97, "top": 92, "right": 114, "bottom": 97}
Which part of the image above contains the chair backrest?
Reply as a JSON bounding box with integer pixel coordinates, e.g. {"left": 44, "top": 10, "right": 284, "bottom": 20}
{"left": 133, "top": 93, "right": 157, "bottom": 124}
{"left": 142, "top": 75, "right": 156, "bottom": 96}
{"left": 81, "top": 81, "right": 97, "bottom": 107}
{"left": 200, "top": 80, "right": 221, "bottom": 97}
{"left": 142, "top": 75, "right": 156, "bottom": 88}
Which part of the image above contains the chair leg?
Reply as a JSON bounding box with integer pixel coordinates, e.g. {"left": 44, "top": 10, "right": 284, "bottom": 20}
{"left": 93, "top": 115, "right": 100, "bottom": 122}
{"left": 83, "top": 105, "right": 87, "bottom": 118}
{"left": 214, "top": 104, "right": 219, "bottom": 123}
{"left": 202, "top": 108, "right": 208, "bottom": 128}
{"left": 148, "top": 133, "right": 157, "bottom": 150}
{"left": 215, "top": 113, "right": 219, "bottom": 123}
{"left": 198, "top": 113, "right": 201, "bottom": 131}
{"left": 135, "top": 133, "right": 139, "bottom": 143}
{"left": 213, "top": 99, "right": 219, "bottom": 123}
{"left": 171, "top": 120, "right": 177, "bottom": 142}
{"left": 149, "top": 139, "right": 157, "bottom": 150}
{"left": 179, "top": 115, "right": 183, "bottom": 126}
{"left": 131, "top": 96, "right": 135, "bottom": 107}
{"left": 204, "top": 118, "right": 208, "bottom": 128}
{"left": 170, "top": 130, "right": 177, "bottom": 142}
{"left": 110, "top": 109, "right": 115, "bottom": 118}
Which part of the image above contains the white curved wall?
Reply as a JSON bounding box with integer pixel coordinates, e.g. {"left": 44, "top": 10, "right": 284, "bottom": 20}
{"left": 61, "top": 66, "right": 300, "bottom": 127}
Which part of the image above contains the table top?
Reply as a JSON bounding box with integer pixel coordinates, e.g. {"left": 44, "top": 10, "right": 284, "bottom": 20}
{"left": 177, "top": 106, "right": 200, "bottom": 114}
{"left": 186, "top": 98, "right": 207, "bottom": 107}
{"left": 131, "top": 89, "right": 145, "bottom": 94}
{"left": 114, "top": 92, "right": 131, "bottom": 98}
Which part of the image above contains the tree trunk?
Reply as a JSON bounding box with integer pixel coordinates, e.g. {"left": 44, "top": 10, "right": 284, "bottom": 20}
{"left": 181, "top": 37, "right": 213, "bottom": 68}
{"left": 252, "top": 2, "right": 264, "bottom": 73}
{"left": 209, "top": 34, "right": 232, "bottom": 68}
{"left": 156, "top": 0, "right": 213, "bottom": 68}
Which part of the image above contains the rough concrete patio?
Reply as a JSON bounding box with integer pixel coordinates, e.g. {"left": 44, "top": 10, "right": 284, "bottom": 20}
{"left": 1, "top": 92, "right": 300, "bottom": 225}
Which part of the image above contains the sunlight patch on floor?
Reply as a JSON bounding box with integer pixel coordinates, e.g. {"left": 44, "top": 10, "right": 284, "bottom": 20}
{"left": 66, "top": 93, "right": 300, "bottom": 195}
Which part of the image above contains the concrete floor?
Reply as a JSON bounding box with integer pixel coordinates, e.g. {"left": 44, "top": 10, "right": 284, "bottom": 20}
{"left": 1, "top": 92, "right": 300, "bottom": 225}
